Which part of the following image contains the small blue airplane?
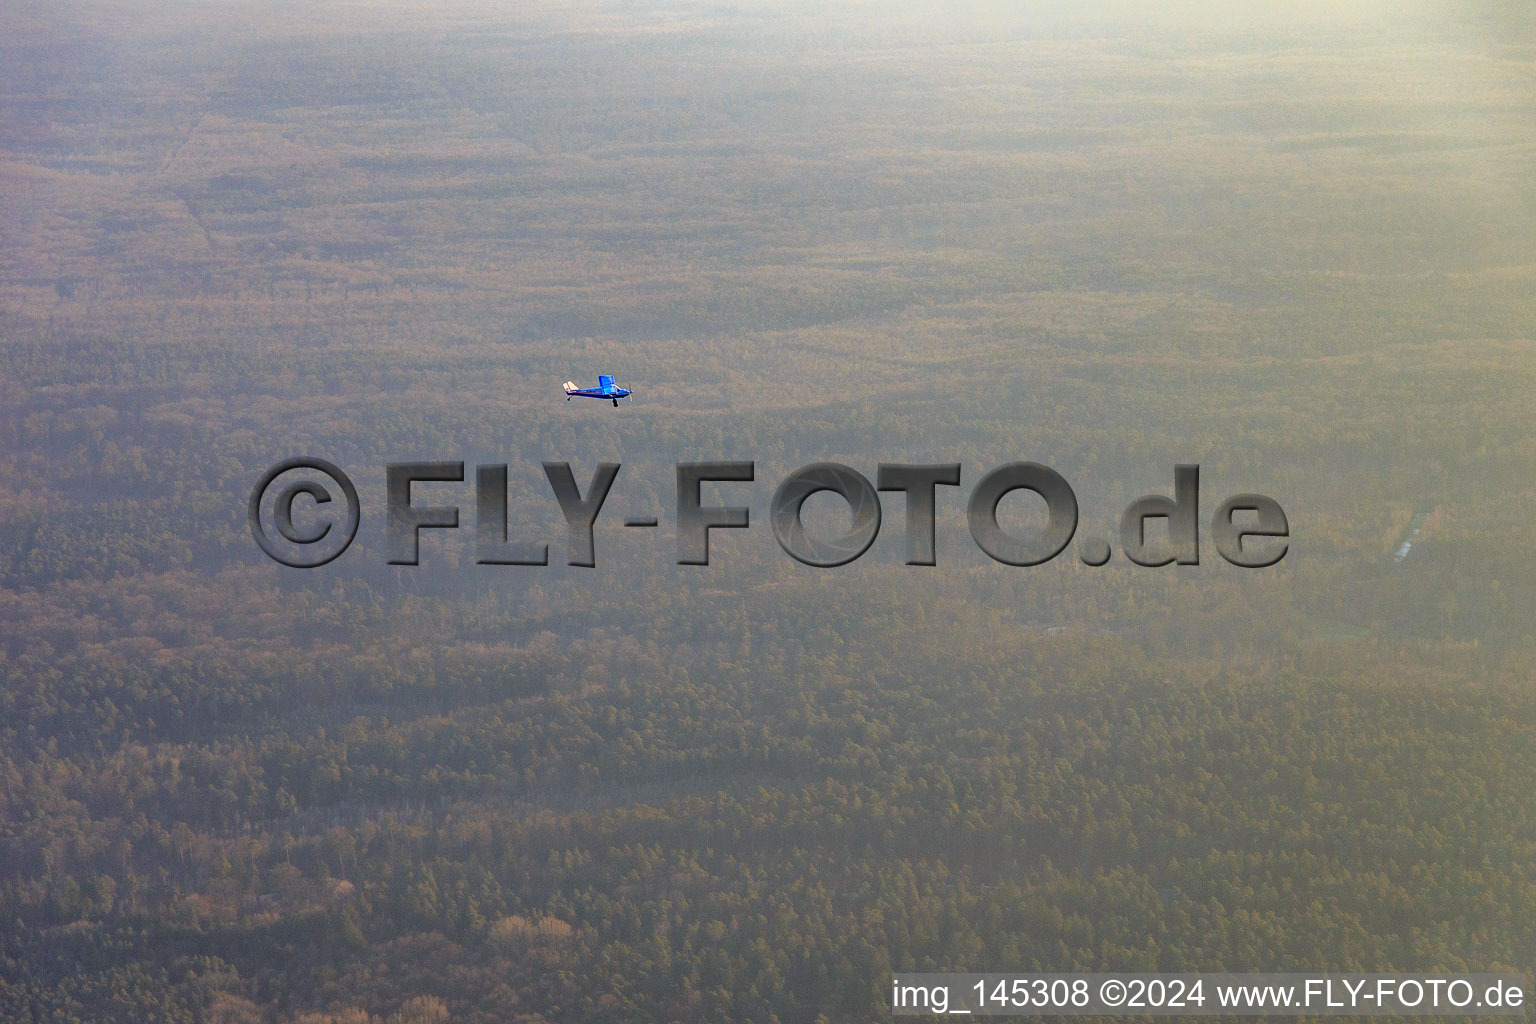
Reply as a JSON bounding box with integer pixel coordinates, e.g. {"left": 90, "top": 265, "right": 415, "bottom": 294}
{"left": 564, "top": 374, "right": 632, "bottom": 407}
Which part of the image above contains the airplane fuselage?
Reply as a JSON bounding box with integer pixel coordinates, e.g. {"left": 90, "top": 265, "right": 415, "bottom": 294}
{"left": 564, "top": 375, "right": 631, "bottom": 406}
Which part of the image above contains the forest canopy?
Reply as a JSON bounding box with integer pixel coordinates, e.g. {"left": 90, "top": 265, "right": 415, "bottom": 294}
{"left": 2, "top": 0, "right": 1535, "bottom": 1021}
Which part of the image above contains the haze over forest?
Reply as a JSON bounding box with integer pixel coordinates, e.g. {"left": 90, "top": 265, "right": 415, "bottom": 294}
{"left": 2, "top": 1, "right": 1535, "bottom": 1021}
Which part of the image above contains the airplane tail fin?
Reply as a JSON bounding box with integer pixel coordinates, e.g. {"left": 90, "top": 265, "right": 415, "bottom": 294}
{"left": 563, "top": 381, "right": 577, "bottom": 393}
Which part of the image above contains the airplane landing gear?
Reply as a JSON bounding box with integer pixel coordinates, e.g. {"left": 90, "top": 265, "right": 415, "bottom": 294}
{"left": 612, "top": 398, "right": 619, "bottom": 407}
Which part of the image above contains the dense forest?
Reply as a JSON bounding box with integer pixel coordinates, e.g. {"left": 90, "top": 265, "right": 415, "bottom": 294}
{"left": 3, "top": 0, "right": 1536, "bottom": 1021}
